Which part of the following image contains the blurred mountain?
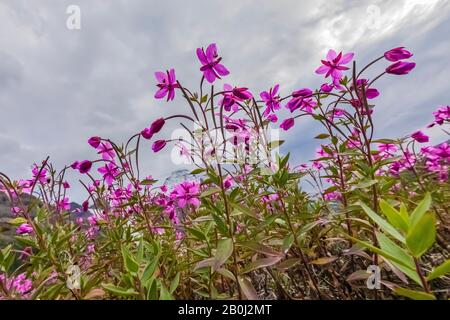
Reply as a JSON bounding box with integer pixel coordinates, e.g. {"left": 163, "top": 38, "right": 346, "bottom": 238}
{"left": 163, "top": 169, "right": 200, "bottom": 189}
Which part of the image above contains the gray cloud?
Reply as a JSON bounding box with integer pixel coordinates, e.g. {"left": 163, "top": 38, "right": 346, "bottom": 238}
{"left": 0, "top": 0, "right": 449, "bottom": 201}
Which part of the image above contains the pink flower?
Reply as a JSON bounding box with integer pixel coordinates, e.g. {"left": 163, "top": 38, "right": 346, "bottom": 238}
{"left": 379, "top": 143, "right": 397, "bottom": 154}
{"left": 82, "top": 200, "right": 89, "bottom": 212}
{"left": 196, "top": 43, "right": 229, "bottom": 83}
{"left": 152, "top": 140, "right": 167, "bottom": 153}
{"left": 435, "top": 142, "right": 450, "bottom": 160}
{"left": 280, "top": 118, "right": 295, "bottom": 131}
{"left": 63, "top": 181, "right": 70, "bottom": 189}
{"left": 97, "top": 142, "right": 115, "bottom": 160}
{"left": 87, "top": 244, "right": 95, "bottom": 254}
{"left": 429, "top": 106, "right": 450, "bottom": 127}
{"left": 411, "top": 131, "right": 429, "bottom": 143}
{"left": 286, "top": 88, "right": 313, "bottom": 113}
{"left": 17, "top": 223, "right": 33, "bottom": 235}
{"left": 154, "top": 69, "right": 179, "bottom": 101}
{"left": 320, "top": 83, "right": 334, "bottom": 93}
{"left": 386, "top": 61, "right": 416, "bottom": 75}
{"left": 315, "top": 49, "right": 354, "bottom": 81}
{"left": 266, "top": 114, "right": 278, "bottom": 123}
{"left": 88, "top": 136, "right": 101, "bottom": 148}
{"left": 355, "top": 79, "right": 379, "bottom": 99}
{"left": 384, "top": 47, "right": 413, "bottom": 62}
{"left": 260, "top": 84, "right": 281, "bottom": 117}
{"left": 87, "top": 216, "right": 98, "bottom": 226}
{"left": 170, "top": 181, "right": 201, "bottom": 208}
{"left": 57, "top": 197, "right": 70, "bottom": 211}
{"left": 12, "top": 273, "right": 32, "bottom": 294}
{"left": 32, "top": 164, "right": 47, "bottom": 184}
{"left": 223, "top": 175, "right": 233, "bottom": 189}
{"left": 220, "top": 84, "right": 252, "bottom": 112}
{"left": 11, "top": 207, "right": 23, "bottom": 216}
{"left": 98, "top": 162, "right": 120, "bottom": 186}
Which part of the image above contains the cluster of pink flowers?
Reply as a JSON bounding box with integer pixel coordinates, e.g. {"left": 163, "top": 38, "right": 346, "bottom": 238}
{"left": 0, "top": 273, "right": 33, "bottom": 297}
{"left": 429, "top": 105, "right": 450, "bottom": 127}
{"left": 421, "top": 143, "right": 450, "bottom": 181}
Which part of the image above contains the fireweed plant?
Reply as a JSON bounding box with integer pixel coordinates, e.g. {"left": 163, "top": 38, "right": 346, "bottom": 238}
{"left": 0, "top": 44, "right": 449, "bottom": 300}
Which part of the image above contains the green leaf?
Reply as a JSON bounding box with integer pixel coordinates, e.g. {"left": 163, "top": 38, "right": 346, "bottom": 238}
{"left": 216, "top": 268, "right": 236, "bottom": 281}
{"left": 121, "top": 247, "right": 139, "bottom": 275}
{"left": 276, "top": 258, "right": 300, "bottom": 271}
{"left": 211, "top": 213, "right": 228, "bottom": 236}
{"left": 8, "top": 217, "right": 28, "bottom": 225}
{"left": 201, "top": 187, "right": 221, "bottom": 198}
{"left": 268, "top": 140, "right": 285, "bottom": 150}
{"left": 359, "top": 201, "right": 405, "bottom": 244}
{"left": 394, "top": 287, "right": 436, "bottom": 300}
{"left": 238, "top": 276, "right": 259, "bottom": 300}
{"left": 213, "top": 238, "right": 233, "bottom": 272}
{"left": 185, "top": 227, "right": 207, "bottom": 241}
{"left": 140, "top": 179, "right": 157, "bottom": 185}
{"left": 159, "top": 282, "right": 174, "bottom": 300}
{"left": 282, "top": 234, "right": 294, "bottom": 254}
{"left": 240, "top": 241, "right": 281, "bottom": 257}
{"left": 241, "top": 256, "right": 282, "bottom": 274}
{"left": 409, "top": 193, "right": 431, "bottom": 228}
{"left": 311, "top": 257, "right": 338, "bottom": 265}
{"left": 379, "top": 200, "right": 409, "bottom": 233}
{"left": 102, "top": 284, "right": 139, "bottom": 297}
{"left": 376, "top": 232, "right": 421, "bottom": 285}
{"left": 170, "top": 272, "right": 180, "bottom": 294}
{"left": 427, "top": 259, "right": 450, "bottom": 281}
{"left": 141, "top": 257, "right": 159, "bottom": 285}
{"left": 347, "top": 236, "right": 413, "bottom": 271}
{"left": 354, "top": 179, "right": 378, "bottom": 189}
{"left": 314, "top": 133, "right": 330, "bottom": 139}
{"left": 406, "top": 214, "right": 436, "bottom": 258}
{"left": 190, "top": 168, "right": 205, "bottom": 175}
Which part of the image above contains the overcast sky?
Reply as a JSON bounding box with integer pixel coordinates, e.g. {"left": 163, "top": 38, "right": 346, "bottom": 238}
{"left": 0, "top": 0, "right": 449, "bottom": 201}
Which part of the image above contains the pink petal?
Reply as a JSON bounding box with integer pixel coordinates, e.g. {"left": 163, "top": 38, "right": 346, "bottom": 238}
{"left": 340, "top": 52, "right": 354, "bottom": 64}
{"left": 196, "top": 48, "right": 208, "bottom": 65}
{"left": 214, "top": 63, "right": 229, "bottom": 76}
{"left": 168, "top": 89, "right": 175, "bottom": 101}
{"left": 155, "top": 71, "right": 167, "bottom": 83}
{"left": 272, "top": 84, "right": 280, "bottom": 96}
{"left": 331, "top": 69, "right": 342, "bottom": 79}
{"left": 203, "top": 68, "right": 216, "bottom": 83}
{"left": 326, "top": 49, "right": 337, "bottom": 61}
{"left": 169, "top": 69, "right": 176, "bottom": 83}
{"left": 155, "top": 88, "right": 168, "bottom": 99}
{"left": 206, "top": 43, "right": 217, "bottom": 62}
{"left": 315, "top": 65, "right": 329, "bottom": 74}
{"left": 260, "top": 91, "right": 270, "bottom": 101}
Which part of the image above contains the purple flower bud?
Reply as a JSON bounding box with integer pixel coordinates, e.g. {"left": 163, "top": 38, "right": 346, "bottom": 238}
{"left": 411, "top": 131, "right": 429, "bottom": 143}
{"left": 384, "top": 47, "right": 413, "bottom": 62}
{"left": 280, "top": 118, "right": 295, "bottom": 131}
{"left": 88, "top": 136, "right": 101, "bottom": 149}
{"left": 149, "top": 118, "right": 165, "bottom": 135}
{"left": 152, "top": 140, "right": 167, "bottom": 152}
{"left": 141, "top": 127, "right": 153, "bottom": 140}
{"left": 78, "top": 160, "right": 92, "bottom": 174}
{"left": 386, "top": 61, "right": 416, "bottom": 75}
